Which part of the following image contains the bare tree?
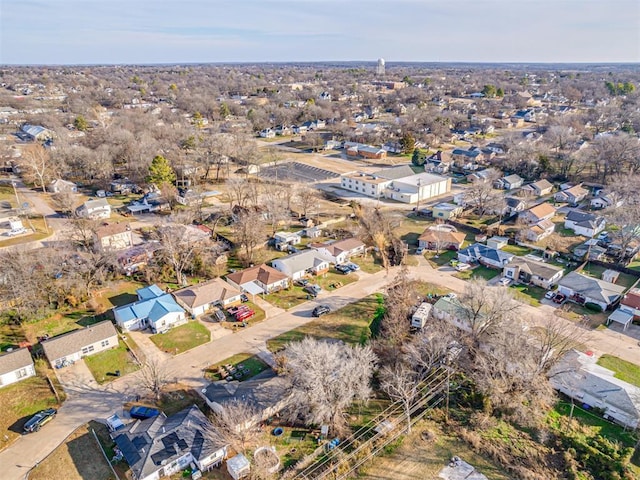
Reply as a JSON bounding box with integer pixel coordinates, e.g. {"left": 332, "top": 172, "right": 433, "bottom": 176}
{"left": 19, "top": 145, "right": 55, "bottom": 193}
{"left": 51, "top": 190, "right": 79, "bottom": 216}
{"left": 233, "top": 209, "right": 266, "bottom": 266}
{"left": 463, "top": 170, "right": 503, "bottom": 218}
{"left": 379, "top": 362, "right": 421, "bottom": 434}
{"left": 354, "top": 205, "right": 402, "bottom": 273}
{"left": 295, "top": 186, "right": 319, "bottom": 219}
{"left": 278, "top": 337, "right": 377, "bottom": 434}
{"left": 227, "top": 177, "right": 252, "bottom": 209}
{"left": 139, "top": 358, "right": 169, "bottom": 402}
{"left": 206, "top": 399, "right": 261, "bottom": 454}
{"left": 155, "top": 223, "right": 206, "bottom": 286}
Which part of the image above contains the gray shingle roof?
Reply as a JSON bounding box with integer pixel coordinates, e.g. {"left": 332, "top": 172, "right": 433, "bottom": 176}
{"left": 41, "top": 321, "right": 118, "bottom": 362}
{"left": 558, "top": 271, "right": 625, "bottom": 305}
{"left": 0, "top": 348, "right": 33, "bottom": 376}
{"left": 115, "top": 405, "right": 225, "bottom": 480}
{"left": 505, "top": 257, "right": 563, "bottom": 281}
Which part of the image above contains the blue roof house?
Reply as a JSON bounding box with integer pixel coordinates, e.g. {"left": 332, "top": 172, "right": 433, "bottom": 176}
{"left": 457, "top": 243, "right": 515, "bottom": 269}
{"left": 114, "top": 285, "right": 186, "bottom": 333}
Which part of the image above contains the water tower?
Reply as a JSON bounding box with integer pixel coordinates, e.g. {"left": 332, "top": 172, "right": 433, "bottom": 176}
{"left": 376, "top": 58, "right": 385, "bottom": 76}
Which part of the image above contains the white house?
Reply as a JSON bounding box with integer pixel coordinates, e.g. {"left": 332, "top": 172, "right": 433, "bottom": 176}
{"left": 549, "top": 350, "right": 640, "bottom": 429}
{"left": 93, "top": 222, "right": 133, "bottom": 252}
{"left": 457, "top": 243, "right": 514, "bottom": 269}
{"left": 564, "top": 210, "right": 606, "bottom": 238}
{"left": 41, "top": 321, "right": 118, "bottom": 368}
{"left": 502, "top": 257, "right": 564, "bottom": 289}
{"left": 226, "top": 264, "right": 290, "bottom": 295}
{"left": 259, "top": 128, "right": 275, "bottom": 138}
{"left": 310, "top": 237, "right": 366, "bottom": 264}
{"left": 432, "top": 297, "right": 480, "bottom": 333}
{"left": 173, "top": 278, "right": 243, "bottom": 317}
{"left": 271, "top": 250, "right": 329, "bottom": 280}
{"left": 47, "top": 178, "right": 78, "bottom": 194}
{"left": 114, "top": 285, "right": 186, "bottom": 332}
{"left": 557, "top": 271, "right": 626, "bottom": 311}
{"left": 76, "top": 198, "right": 111, "bottom": 219}
{"left": 114, "top": 405, "right": 227, "bottom": 480}
{"left": 0, "top": 348, "right": 35, "bottom": 388}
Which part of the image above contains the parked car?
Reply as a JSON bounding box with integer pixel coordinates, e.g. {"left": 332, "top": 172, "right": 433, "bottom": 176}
{"left": 553, "top": 293, "right": 567, "bottom": 304}
{"left": 304, "top": 284, "right": 322, "bottom": 297}
{"left": 129, "top": 405, "right": 161, "bottom": 420}
{"left": 544, "top": 291, "right": 556, "bottom": 300}
{"left": 6, "top": 228, "right": 27, "bottom": 237}
{"left": 23, "top": 408, "right": 57, "bottom": 433}
{"left": 240, "top": 294, "right": 249, "bottom": 303}
{"left": 498, "top": 277, "right": 512, "bottom": 286}
{"left": 235, "top": 309, "right": 255, "bottom": 322}
{"left": 415, "top": 247, "right": 425, "bottom": 255}
{"left": 443, "top": 293, "right": 457, "bottom": 299}
{"left": 335, "top": 264, "right": 351, "bottom": 274}
{"left": 455, "top": 263, "right": 471, "bottom": 271}
{"left": 597, "top": 231, "right": 609, "bottom": 241}
{"left": 312, "top": 305, "right": 331, "bottom": 317}
{"left": 449, "top": 259, "right": 459, "bottom": 267}
{"left": 295, "top": 278, "right": 310, "bottom": 287}
{"left": 213, "top": 308, "right": 226, "bottom": 322}
{"left": 344, "top": 262, "right": 360, "bottom": 271}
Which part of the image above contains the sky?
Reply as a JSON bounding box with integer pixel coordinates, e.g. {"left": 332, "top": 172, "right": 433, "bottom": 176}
{"left": 1, "top": 0, "right": 639, "bottom": 65}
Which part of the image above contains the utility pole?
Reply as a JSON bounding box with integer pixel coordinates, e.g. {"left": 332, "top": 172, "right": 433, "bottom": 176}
{"left": 415, "top": 178, "right": 422, "bottom": 213}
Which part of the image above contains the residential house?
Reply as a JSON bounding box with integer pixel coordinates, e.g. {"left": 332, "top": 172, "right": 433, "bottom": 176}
{"left": 564, "top": 210, "right": 606, "bottom": 238}
{"left": 522, "top": 179, "right": 553, "bottom": 197}
{"left": 114, "top": 285, "right": 186, "bottom": 332}
{"left": 274, "top": 125, "right": 291, "bottom": 136}
{"left": 425, "top": 151, "right": 453, "bottom": 174}
{"left": 504, "top": 197, "right": 526, "bottom": 216}
{"left": 590, "top": 191, "right": 624, "bottom": 210}
{"left": 76, "top": 198, "right": 111, "bottom": 219}
{"left": 572, "top": 240, "right": 607, "bottom": 261}
{"left": 522, "top": 219, "right": 555, "bottom": 242}
{"left": 466, "top": 168, "right": 497, "bottom": 183}
{"left": 451, "top": 148, "right": 481, "bottom": 166}
{"left": 619, "top": 288, "right": 640, "bottom": 320}
{"left": 432, "top": 297, "right": 479, "bottom": 333}
{"left": 20, "top": 124, "right": 54, "bottom": 142}
{"left": 549, "top": 350, "right": 640, "bottom": 429}
{"left": 203, "top": 370, "right": 289, "bottom": 422}
{"left": 114, "top": 405, "right": 227, "bottom": 480}
{"left": 117, "top": 243, "right": 160, "bottom": 275}
{"left": 502, "top": 257, "right": 564, "bottom": 289}
{"left": 127, "top": 193, "right": 170, "bottom": 215}
{"left": 0, "top": 348, "right": 35, "bottom": 388}
{"left": 418, "top": 225, "right": 466, "bottom": 251}
{"left": 273, "top": 231, "right": 302, "bottom": 251}
{"left": 271, "top": 250, "right": 329, "bottom": 280}
{"left": 494, "top": 174, "right": 524, "bottom": 190}
{"left": 457, "top": 243, "right": 515, "bottom": 269}
{"left": 518, "top": 203, "right": 557, "bottom": 224}
{"left": 173, "top": 278, "right": 243, "bottom": 317}
{"left": 486, "top": 236, "right": 509, "bottom": 250}
{"left": 554, "top": 184, "right": 588, "bottom": 205}
{"left": 292, "top": 125, "right": 308, "bottom": 134}
{"left": 432, "top": 202, "right": 463, "bottom": 220}
{"left": 93, "top": 222, "right": 133, "bottom": 252}
{"left": 344, "top": 142, "right": 387, "bottom": 160}
{"left": 259, "top": 128, "right": 275, "bottom": 138}
{"left": 41, "top": 320, "right": 118, "bottom": 368}
{"left": 226, "top": 264, "right": 290, "bottom": 295}
{"left": 557, "top": 271, "right": 626, "bottom": 311}
{"left": 310, "top": 237, "right": 365, "bottom": 265}
{"left": 47, "top": 178, "right": 77, "bottom": 194}
{"left": 485, "top": 142, "right": 506, "bottom": 154}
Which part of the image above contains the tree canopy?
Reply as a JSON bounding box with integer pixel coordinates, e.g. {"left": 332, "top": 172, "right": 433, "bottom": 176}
{"left": 147, "top": 154, "right": 176, "bottom": 187}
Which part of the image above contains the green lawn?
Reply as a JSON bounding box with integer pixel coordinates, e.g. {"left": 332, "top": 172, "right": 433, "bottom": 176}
{"left": 454, "top": 265, "right": 500, "bottom": 281}
{"left": 580, "top": 263, "right": 639, "bottom": 289}
{"left": 204, "top": 352, "right": 270, "bottom": 382}
{"left": 501, "top": 244, "right": 534, "bottom": 256}
{"left": 596, "top": 355, "right": 640, "bottom": 388}
{"left": 84, "top": 339, "right": 140, "bottom": 384}
{"left": 354, "top": 255, "right": 385, "bottom": 274}
{"left": 267, "top": 294, "right": 382, "bottom": 352}
{"left": 150, "top": 321, "right": 210, "bottom": 354}
{"left": 510, "top": 284, "right": 546, "bottom": 307}
{"left": 315, "top": 270, "right": 357, "bottom": 291}
{"left": 425, "top": 250, "right": 457, "bottom": 267}
{"left": 263, "top": 285, "right": 310, "bottom": 309}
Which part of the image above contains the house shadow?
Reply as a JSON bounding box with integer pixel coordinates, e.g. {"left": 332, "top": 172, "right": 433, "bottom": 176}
{"left": 108, "top": 293, "right": 138, "bottom": 308}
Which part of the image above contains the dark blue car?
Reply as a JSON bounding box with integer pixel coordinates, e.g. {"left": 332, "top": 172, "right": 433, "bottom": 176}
{"left": 129, "top": 405, "right": 161, "bottom": 420}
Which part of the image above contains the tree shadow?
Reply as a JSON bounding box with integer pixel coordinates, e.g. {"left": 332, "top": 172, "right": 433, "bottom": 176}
{"left": 108, "top": 293, "right": 137, "bottom": 307}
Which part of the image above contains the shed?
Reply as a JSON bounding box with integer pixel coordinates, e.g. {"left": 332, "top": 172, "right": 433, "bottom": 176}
{"left": 602, "top": 269, "right": 620, "bottom": 284}
{"left": 227, "top": 453, "right": 250, "bottom": 480}
{"left": 486, "top": 236, "right": 509, "bottom": 250}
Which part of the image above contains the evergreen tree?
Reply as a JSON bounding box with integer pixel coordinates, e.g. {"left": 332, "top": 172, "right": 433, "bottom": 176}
{"left": 147, "top": 155, "right": 176, "bottom": 187}
{"left": 73, "top": 115, "right": 88, "bottom": 132}
{"left": 411, "top": 148, "right": 425, "bottom": 166}
{"left": 400, "top": 132, "right": 416, "bottom": 154}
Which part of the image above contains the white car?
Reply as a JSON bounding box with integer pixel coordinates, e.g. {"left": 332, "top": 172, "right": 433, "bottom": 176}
{"left": 544, "top": 290, "right": 556, "bottom": 300}
{"left": 498, "top": 277, "right": 512, "bottom": 286}
{"left": 443, "top": 293, "right": 457, "bottom": 299}
{"left": 415, "top": 247, "right": 425, "bottom": 255}
{"left": 6, "top": 228, "right": 27, "bottom": 237}
{"left": 455, "top": 263, "right": 471, "bottom": 271}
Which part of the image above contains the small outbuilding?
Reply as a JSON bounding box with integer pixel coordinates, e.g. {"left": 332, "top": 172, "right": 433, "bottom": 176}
{"left": 227, "top": 453, "right": 251, "bottom": 480}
